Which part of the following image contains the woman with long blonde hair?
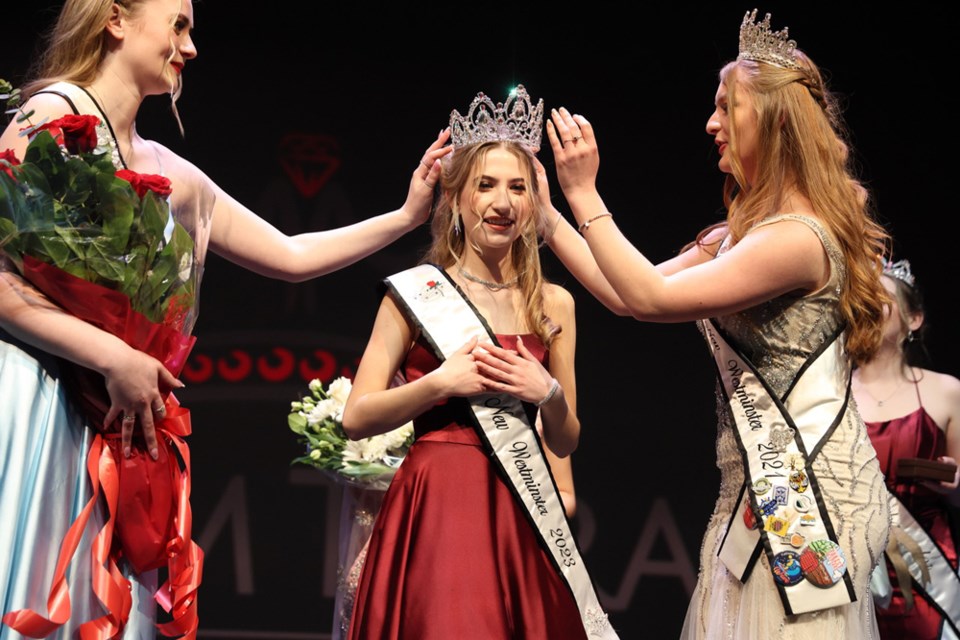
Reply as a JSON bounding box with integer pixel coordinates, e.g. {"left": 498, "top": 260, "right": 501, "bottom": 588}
{"left": 340, "top": 87, "right": 611, "bottom": 639}
{"left": 543, "top": 10, "right": 891, "bottom": 638}
{"left": 0, "top": 0, "right": 447, "bottom": 636}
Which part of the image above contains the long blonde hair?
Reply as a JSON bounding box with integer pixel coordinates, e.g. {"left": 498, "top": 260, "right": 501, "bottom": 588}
{"left": 719, "top": 53, "right": 890, "bottom": 364}
{"left": 24, "top": 0, "right": 185, "bottom": 127}
{"left": 423, "top": 141, "right": 558, "bottom": 346}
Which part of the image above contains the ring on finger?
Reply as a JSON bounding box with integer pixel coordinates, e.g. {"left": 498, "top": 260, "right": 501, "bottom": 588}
{"left": 571, "top": 135, "right": 581, "bottom": 143}
{"left": 419, "top": 159, "right": 431, "bottom": 169}
{"left": 153, "top": 402, "right": 166, "bottom": 414}
{"left": 122, "top": 414, "right": 136, "bottom": 423}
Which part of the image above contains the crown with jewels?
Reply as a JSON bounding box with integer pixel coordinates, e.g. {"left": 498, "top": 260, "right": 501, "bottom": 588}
{"left": 883, "top": 258, "right": 916, "bottom": 287}
{"left": 449, "top": 85, "right": 543, "bottom": 150}
{"left": 738, "top": 9, "right": 800, "bottom": 70}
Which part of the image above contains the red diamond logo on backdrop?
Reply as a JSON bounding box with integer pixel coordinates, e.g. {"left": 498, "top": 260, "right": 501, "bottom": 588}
{"left": 278, "top": 132, "right": 342, "bottom": 199}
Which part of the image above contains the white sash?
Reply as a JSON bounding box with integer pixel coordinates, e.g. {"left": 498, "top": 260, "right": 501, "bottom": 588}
{"left": 703, "top": 319, "right": 857, "bottom": 615}
{"left": 890, "top": 493, "right": 960, "bottom": 639}
{"left": 385, "top": 264, "right": 617, "bottom": 639}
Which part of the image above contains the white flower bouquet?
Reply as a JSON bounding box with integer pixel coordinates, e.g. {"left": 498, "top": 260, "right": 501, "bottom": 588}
{"left": 288, "top": 376, "right": 413, "bottom": 489}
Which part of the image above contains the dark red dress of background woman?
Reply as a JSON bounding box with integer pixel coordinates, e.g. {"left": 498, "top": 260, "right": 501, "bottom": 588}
{"left": 866, "top": 383, "right": 959, "bottom": 639}
{"left": 348, "top": 334, "right": 587, "bottom": 640}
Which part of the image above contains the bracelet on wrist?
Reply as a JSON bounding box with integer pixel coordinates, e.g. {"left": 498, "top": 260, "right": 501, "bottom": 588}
{"left": 578, "top": 212, "right": 613, "bottom": 234}
{"left": 536, "top": 378, "right": 560, "bottom": 407}
{"left": 543, "top": 210, "right": 563, "bottom": 244}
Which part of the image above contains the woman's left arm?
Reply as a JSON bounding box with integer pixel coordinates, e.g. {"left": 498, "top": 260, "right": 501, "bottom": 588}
{"left": 933, "top": 372, "right": 960, "bottom": 501}
{"left": 206, "top": 131, "right": 450, "bottom": 281}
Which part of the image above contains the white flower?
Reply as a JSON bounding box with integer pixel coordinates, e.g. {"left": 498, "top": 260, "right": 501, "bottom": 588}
{"left": 327, "top": 377, "right": 352, "bottom": 405}
{"left": 382, "top": 422, "right": 413, "bottom": 450}
{"left": 308, "top": 379, "right": 324, "bottom": 395}
{"left": 342, "top": 439, "right": 367, "bottom": 464}
{"left": 309, "top": 449, "right": 322, "bottom": 460}
{"left": 342, "top": 436, "right": 389, "bottom": 464}
{"left": 361, "top": 437, "right": 388, "bottom": 463}
{"left": 306, "top": 399, "right": 339, "bottom": 426}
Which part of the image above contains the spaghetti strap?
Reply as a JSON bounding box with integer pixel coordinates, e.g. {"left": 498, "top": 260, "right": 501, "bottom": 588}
{"left": 911, "top": 368, "right": 924, "bottom": 408}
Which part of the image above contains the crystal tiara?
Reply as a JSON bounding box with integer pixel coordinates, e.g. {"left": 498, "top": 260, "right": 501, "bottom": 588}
{"left": 449, "top": 85, "right": 543, "bottom": 150}
{"left": 883, "top": 258, "right": 916, "bottom": 287}
{"left": 738, "top": 9, "right": 800, "bottom": 70}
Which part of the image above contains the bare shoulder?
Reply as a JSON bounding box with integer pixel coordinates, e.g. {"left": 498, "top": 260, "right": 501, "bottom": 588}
{"left": 737, "top": 216, "right": 830, "bottom": 291}
{"left": 920, "top": 369, "right": 960, "bottom": 401}
{"left": 543, "top": 283, "right": 575, "bottom": 317}
{"left": 0, "top": 92, "right": 76, "bottom": 152}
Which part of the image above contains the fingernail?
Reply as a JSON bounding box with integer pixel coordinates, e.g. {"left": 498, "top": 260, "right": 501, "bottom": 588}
{"left": 124, "top": 447, "right": 131, "bottom": 458}
{"left": 151, "top": 448, "right": 159, "bottom": 461}
{"left": 177, "top": 380, "right": 186, "bottom": 388}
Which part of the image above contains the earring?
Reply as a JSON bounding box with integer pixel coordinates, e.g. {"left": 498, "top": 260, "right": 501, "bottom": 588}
{"left": 453, "top": 210, "right": 461, "bottom": 235}
{"left": 907, "top": 330, "right": 915, "bottom": 342}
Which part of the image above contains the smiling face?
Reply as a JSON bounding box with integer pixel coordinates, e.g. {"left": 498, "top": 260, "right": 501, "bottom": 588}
{"left": 456, "top": 145, "right": 535, "bottom": 258}
{"left": 706, "top": 65, "right": 760, "bottom": 186}
{"left": 118, "top": 0, "right": 196, "bottom": 95}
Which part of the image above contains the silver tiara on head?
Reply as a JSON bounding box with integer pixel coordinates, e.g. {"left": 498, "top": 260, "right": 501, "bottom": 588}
{"left": 738, "top": 9, "right": 800, "bottom": 70}
{"left": 449, "top": 85, "right": 543, "bottom": 150}
{"left": 883, "top": 258, "right": 916, "bottom": 287}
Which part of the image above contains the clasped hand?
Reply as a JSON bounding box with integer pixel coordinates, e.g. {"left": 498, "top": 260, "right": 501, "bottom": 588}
{"left": 435, "top": 336, "right": 553, "bottom": 404}
{"left": 102, "top": 346, "right": 183, "bottom": 460}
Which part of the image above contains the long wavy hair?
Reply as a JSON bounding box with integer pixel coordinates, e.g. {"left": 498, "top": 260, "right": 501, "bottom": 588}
{"left": 718, "top": 53, "right": 890, "bottom": 364}
{"left": 24, "top": 0, "right": 185, "bottom": 128}
{"left": 423, "top": 141, "right": 558, "bottom": 346}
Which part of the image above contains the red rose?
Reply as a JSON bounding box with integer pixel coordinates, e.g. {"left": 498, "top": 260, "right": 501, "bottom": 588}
{"left": 31, "top": 114, "right": 100, "bottom": 155}
{"left": 0, "top": 148, "right": 20, "bottom": 179}
{"left": 115, "top": 168, "right": 173, "bottom": 198}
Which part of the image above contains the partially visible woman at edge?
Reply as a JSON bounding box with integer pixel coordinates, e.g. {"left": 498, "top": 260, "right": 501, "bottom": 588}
{"left": 853, "top": 259, "right": 960, "bottom": 639}
{"left": 540, "top": 10, "right": 891, "bottom": 638}
{"left": 340, "top": 87, "right": 609, "bottom": 639}
{"left": 0, "top": 0, "right": 448, "bottom": 637}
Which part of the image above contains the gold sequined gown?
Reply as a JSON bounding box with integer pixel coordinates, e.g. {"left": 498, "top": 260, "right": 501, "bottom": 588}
{"left": 680, "top": 215, "right": 890, "bottom": 639}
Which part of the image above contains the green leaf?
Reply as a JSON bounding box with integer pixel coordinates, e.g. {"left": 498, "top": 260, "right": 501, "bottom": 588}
{"left": 0, "top": 217, "right": 18, "bottom": 251}
{"left": 288, "top": 412, "right": 308, "bottom": 435}
{"left": 95, "top": 173, "right": 137, "bottom": 253}
{"left": 60, "top": 157, "right": 96, "bottom": 208}
{"left": 23, "top": 131, "right": 67, "bottom": 192}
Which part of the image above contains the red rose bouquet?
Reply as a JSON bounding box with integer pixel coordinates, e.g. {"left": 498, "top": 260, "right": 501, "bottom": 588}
{"left": 0, "top": 79, "right": 201, "bottom": 640}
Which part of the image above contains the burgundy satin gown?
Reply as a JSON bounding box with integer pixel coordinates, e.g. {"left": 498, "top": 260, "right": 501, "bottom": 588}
{"left": 348, "top": 335, "right": 588, "bottom": 640}
{"left": 866, "top": 384, "right": 959, "bottom": 639}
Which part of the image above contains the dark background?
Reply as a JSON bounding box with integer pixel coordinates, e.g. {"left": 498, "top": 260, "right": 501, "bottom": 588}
{"left": 5, "top": 2, "right": 958, "bottom": 638}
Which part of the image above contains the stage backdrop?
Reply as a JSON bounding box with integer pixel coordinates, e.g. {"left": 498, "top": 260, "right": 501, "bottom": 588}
{"left": 5, "top": 3, "right": 958, "bottom": 638}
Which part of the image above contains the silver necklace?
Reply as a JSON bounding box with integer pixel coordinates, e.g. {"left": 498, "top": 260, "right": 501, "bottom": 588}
{"left": 458, "top": 267, "right": 518, "bottom": 292}
{"left": 856, "top": 376, "right": 905, "bottom": 407}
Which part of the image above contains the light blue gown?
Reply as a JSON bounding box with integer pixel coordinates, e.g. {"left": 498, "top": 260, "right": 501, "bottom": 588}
{"left": 0, "top": 81, "right": 211, "bottom": 639}
{"left": 0, "top": 333, "right": 158, "bottom": 639}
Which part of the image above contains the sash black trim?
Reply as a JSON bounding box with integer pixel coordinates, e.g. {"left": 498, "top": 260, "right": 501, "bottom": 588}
{"left": 708, "top": 319, "right": 857, "bottom": 609}
{"left": 911, "top": 580, "right": 960, "bottom": 638}
{"left": 381, "top": 266, "right": 599, "bottom": 616}
{"left": 781, "top": 324, "right": 846, "bottom": 403}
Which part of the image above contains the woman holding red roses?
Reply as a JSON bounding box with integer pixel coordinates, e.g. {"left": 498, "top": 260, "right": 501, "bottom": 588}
{"left": 0, "top": 0, "right": 447, "bottom": 638}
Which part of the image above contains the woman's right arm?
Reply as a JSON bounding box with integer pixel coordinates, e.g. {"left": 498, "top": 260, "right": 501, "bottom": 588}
{"left": 341, "top": 292, "right": 487, "bottom": 440}
{"left": 0, "top": 266, "right": 180, "bottom": 457}
{"left": 536, "top": 162, "right": 723, "bottom": 317}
